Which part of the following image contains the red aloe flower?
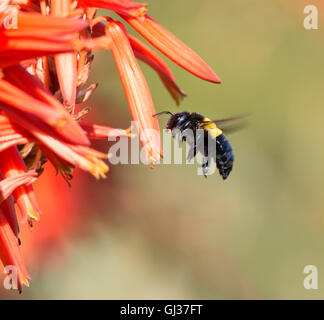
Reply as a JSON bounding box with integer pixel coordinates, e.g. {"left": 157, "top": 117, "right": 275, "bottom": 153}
{"left": 0, "top": 0, "right": 222, "bottom": 291}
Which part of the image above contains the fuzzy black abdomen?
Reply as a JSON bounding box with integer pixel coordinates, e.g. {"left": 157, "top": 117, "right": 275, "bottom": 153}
{"left": 215, "top": 134, "right": 234, "bottom": 179}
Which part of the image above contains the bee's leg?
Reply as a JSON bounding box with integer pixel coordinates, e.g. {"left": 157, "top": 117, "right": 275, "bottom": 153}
{"left": 202, "top": 132, "right": 211, "bottom": 178}
{"left": 187, "top": 127, "right": 199, "bottom": 162}
{"left": 202, "top": 156, "right": 209, "bottom": 178}
{"left": 170, "top": 129, "right": 184, "bottom": 148}
{"left": 195, "top": 129, "right": 205, "bottom": 156}
{"left": 178, "top": 123, "right": 192, "bottom": 147}
{"left": 178, "top": 131, "right": 184, "bottom": 148}
{"left": 187, "top": 143, "right": 197, "bottom": 162}
{"left": 201, "top": 132, "right": 210, "bottom": 178}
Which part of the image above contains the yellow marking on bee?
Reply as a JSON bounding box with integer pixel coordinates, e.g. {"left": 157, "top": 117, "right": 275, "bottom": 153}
{"left": 202, "top": 117, "right": 223, "bottom": 138}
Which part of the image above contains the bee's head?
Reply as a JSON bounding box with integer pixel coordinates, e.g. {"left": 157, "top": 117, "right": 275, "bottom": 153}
{"left": 153, "top": 111, "right": 191, "bottom": 130}
{"left": 167, "top": 112, "right": 191, "bottom": 130}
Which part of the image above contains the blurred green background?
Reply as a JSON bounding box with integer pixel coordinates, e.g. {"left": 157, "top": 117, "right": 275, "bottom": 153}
{"left": 8, "top": 0, "right": 324, "bottom": 299}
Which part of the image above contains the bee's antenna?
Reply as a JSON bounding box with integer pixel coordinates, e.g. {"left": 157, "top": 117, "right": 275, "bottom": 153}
{"left": 153, "top": 111, "right": 174, "bottom": 117}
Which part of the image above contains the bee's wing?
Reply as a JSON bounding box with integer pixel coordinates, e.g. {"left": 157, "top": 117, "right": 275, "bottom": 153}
{"left": 201, "top": 113, "right": 251, "bottom": 134}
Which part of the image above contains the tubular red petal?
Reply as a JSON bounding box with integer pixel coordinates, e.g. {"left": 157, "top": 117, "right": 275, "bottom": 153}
{"left": 0, "top": 208, "right": 30, "bottom": 291}
{"left": 0, "top": 169, "right": 19, "bottom": 237}
{"left": 1, "top": 196, "right": 19, "bottom": 239}
{"left": 120, "top": 14, "right": 221, "bottom": 83}
{"left": 51, "top": 0, "right": 71, "bottom": 17}
{"left": 0, "top": 12, "right": 88, "bottom": 37}
{"left": 51, "top": 0, "right": 77, "bottom": 113}
{"left": 0, "top": 113, "right": 33, "bottom": 151}
{"left": 0, "top": 137, "right": 29, "bottom": 152}
{"left": 0, "top": 147, "right": 41, "bottom": 221}
{"left": 105, "top": 20, "right": 162, "bottom": 162}
{"left": 0, "top": 42, "right": 75, "bottom": 69}
{"left": 80, "top": 122, "right": 129, "bottom": 139}
{"left": 54, "top": 53, "right": 78, "bottom": 112}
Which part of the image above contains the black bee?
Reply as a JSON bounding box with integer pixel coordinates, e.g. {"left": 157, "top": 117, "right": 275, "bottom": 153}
{"left": 154, "top": 111, "right": 247, "bottom": 179}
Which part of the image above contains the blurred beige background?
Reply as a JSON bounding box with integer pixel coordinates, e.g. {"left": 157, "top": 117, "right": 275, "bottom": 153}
{"left": 4, "top": 0, "right": 324, "bottom": 299}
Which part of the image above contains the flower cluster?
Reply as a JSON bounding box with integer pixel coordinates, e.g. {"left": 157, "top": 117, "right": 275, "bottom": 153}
{"left": 0, "top": 0, "right": 220, "bottom": 291}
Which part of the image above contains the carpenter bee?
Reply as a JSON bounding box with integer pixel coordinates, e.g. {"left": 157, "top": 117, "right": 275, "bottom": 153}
{"left": 154, "top": 111, "right": 248, "bottom": 179}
